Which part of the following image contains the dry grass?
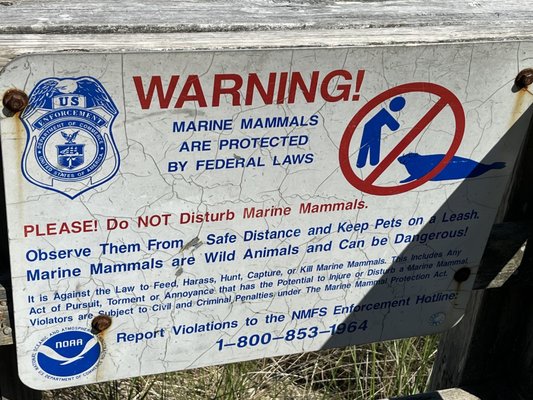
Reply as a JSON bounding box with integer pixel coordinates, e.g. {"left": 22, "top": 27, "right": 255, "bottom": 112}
{"left": 44, "top": 335, "right": 439, "bottom": 400}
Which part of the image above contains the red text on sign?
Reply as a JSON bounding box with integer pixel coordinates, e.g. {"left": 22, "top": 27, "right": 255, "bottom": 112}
{"left": 23, "top": 219, "right": 98, "bottom": 238}
{"left": 133, "top": 70, "right": 366, "bottom": 110}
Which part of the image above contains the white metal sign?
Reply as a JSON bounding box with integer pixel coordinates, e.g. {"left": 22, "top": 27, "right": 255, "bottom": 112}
{"left": 0, "top": 44, "right": 531, "bottom": 389}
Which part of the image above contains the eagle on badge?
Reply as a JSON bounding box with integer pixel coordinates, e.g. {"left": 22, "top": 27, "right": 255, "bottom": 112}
{"left": 23, "top": 78, "right": 118, "bottom": 118}
{"left": 61, "top": 130, "right": 79, "bottom": 144}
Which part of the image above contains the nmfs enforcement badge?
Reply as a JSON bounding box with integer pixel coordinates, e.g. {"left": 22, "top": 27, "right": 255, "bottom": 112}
{"left": 21, "top": 77, "right": 120, "bottom": 199}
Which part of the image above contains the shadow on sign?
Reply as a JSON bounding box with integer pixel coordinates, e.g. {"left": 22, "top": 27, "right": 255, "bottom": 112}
{"left": 321, "top": 99, "right": 533, "bottom": 348}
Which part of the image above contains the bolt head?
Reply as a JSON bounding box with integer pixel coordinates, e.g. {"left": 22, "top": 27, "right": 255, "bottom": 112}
{"left": 91, "top": 315, "right": 112, "bottom": 334}
{"left": 453, "top": 267, "right": 471, "bottom": 283}
{"left": 2, "top": 89, "right": 28, "bottom": 113}
{"left": 515, "top": 68, "right": 533, "bottom": 90}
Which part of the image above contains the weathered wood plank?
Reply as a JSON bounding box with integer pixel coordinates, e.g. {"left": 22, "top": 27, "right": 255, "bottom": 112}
{"left": 387, "top": 387, "right": 481, "bottom": 400}
{"left": 0, "top": 2, "right": 531, "bottom": 82}
{"left": 430, "top": 284, "right": 533, "bottom": 393}
{"left": 0, "top": 284, "right": 12, "bottom": 345}
{"left": 387, "top": 383, "right": 526, "bottom": 400}
{"left": 0, "top": 0, "right": 531, "bottom": 72}
{"left": 1, "top": 31, "right": 532, "bottom": 70}
{"left": 473, "top": 222, "right": 528, "bottom": 290}
{"left": 0, "top": 0, "right": 531, "bottom": 35}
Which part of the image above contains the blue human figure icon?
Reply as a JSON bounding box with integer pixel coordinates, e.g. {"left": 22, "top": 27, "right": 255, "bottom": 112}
{"left": 356, "top": 96, "right": 406, "bottom": 168}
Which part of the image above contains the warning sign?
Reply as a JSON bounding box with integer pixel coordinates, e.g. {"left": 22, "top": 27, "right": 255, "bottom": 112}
{"left": 0, "top": 44, "right": 529, "bottom": 389}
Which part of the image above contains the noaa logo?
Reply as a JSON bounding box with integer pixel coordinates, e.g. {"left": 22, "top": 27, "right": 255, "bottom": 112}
{"left": 21, "top": 77, "right": 120, "bottom": 199}
{"left": 33, "top": 328, "right": 101, "bottom": 378}
{"left": 429, "top": 312, "right": 446, "bottom": 326}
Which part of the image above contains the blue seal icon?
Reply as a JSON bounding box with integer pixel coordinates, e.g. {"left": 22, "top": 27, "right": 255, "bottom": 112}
{"left": 21, "top": 77, "right": 120, "bottom": 199}
{"left": 429, "top": 312, "right": 446, "bottom": 327}
{"left": 36, "top": 329, "right": 101, "bottom": 377}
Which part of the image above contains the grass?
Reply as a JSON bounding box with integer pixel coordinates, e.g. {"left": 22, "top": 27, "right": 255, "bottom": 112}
{"left": 44, "top": 335, "right": 439, "bottom": 400}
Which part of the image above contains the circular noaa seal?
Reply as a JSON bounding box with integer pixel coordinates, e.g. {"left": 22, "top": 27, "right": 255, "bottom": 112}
{"left": 32, "top": 327, "right": 103, "bottom": 380}
{"left": 429, "top": 312, "right": 446, "bottom": 327}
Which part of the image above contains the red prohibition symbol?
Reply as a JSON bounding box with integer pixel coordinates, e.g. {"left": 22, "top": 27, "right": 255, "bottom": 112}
{"left": 339, "top": 82, "right": 465, "bottom": 196}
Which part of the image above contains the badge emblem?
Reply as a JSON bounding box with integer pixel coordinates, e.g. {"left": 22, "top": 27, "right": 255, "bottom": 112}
{"left": 21, "top": 77, "right": 120, "bottom": 199}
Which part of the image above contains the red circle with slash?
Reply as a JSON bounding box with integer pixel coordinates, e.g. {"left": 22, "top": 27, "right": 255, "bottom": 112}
{"left": 339, "top": 83, "right": 465, "bottom": 195}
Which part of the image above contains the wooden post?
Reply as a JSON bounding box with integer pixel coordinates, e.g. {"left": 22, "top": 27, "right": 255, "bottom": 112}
{"left": 1, "top": 285, "right": 41, "bottom": 398}
{"left": 0, "top": 343, "right": 42, "bottom": 400}
{"left": 0, "top": 120, "right": 40, "bottom": 400}
{"left": 429, "top": 104, "right": 533, "bottom": 394}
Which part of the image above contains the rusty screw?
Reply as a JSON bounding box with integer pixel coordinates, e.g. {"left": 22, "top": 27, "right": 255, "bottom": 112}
{"left": 2, "top": 89, "right": 28, "bottom": 114}
{"left": 91, "top": 315, "right": 112, "bottom": 334}
{"left": 453, "top": 267, "right": 471, "bottom": 283}
{"left": 515, "top": 68, "right": 533, "bottom": 90}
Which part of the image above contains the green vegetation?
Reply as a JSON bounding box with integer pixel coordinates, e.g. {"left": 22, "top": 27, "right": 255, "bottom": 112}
{"left": 44, "top": 335, "right": 439, "bottom": 400}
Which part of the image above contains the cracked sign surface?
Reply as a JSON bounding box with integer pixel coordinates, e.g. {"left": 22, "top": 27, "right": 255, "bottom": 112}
{"left": 0, "top": 44, "right": 531, "bottom": 389}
